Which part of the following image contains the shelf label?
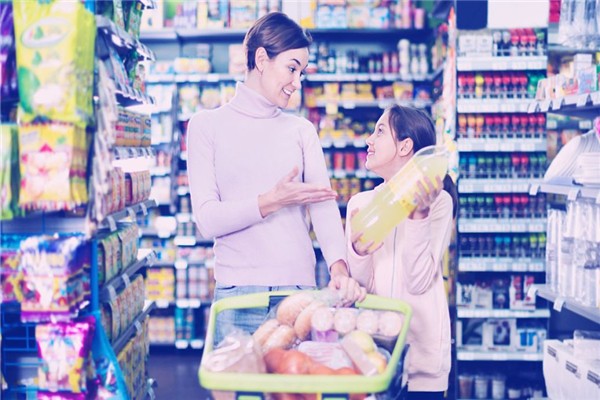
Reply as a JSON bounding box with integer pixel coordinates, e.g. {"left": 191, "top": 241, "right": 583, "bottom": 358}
{"left": 527, "top": 102, "right": 538, "bottom": 113}
{"left": 547, "top": 119, "right": 558, "bottom": 129}
{"left": 176, "top": 299, "right": 190, "bottom": 308}
{"left": 126, "top": 207, "right": 136, "bottom": 220}
{"left": 155, "top": 300, "right": 170, "bottom": 308}
{"left": 567, "top": 188, "right": 579, "bottom": 201}
{"left": 459, "top": 142, "right": 473, "bottom": 152}
{"left": 175, "top": 340, "right": 189, "bottom": 349}
{"left": 353, "top": 139, "right": 366, "bottom": 148}
{"left": 499, "top": 142, "right": 514, "bottom": 152}
{"left": 553, "top": 296, "right": 565, "bottom": 312}
{"left": 325, "top": 102, "right": 338, "bottom": 115}
{"left": 591, "top": 91, "right": 600, "bottom": 105}
{"left": 122, "top": 274, "right": 131, "bottom": 288}
{"left": 174, "top": 260, "right": 188, "bottom": 270}
{"left": 576, "top": 94, "right": 589, "bottom": 107}
{"left": 523, "top": 353, "right": 540, "bottom": 361}
{"left": 140, "top": 202, "right": 148, "bottom": 215}
{"left": 527, "top": 285, "right": 538, "bottom": 299}
{"left": 134, "top": 320, "right": 143, "bottom": 335}
{"left": 107, "top": 286, "right": 117, "bottom": 302}
{"left": 580, "top": 120, "right": 592, "bottom": 130}
{"left": 492, "top": 61, "right": 508, "bottom": 70}
{"left": 342, "top": 101, "right": 356, "bottom": 109}
{"left": 552, "top": 99, "right": 563, "bottom": 110}
{"left": 333, "top": 140, "right": 347, "bottom": 148}
{"left": 207, "top": 74, "right": 220, "bottom": 82}
{"left": 521, "top": 142, "right": 535, "bottom": 152}
{"left": 492, "top": 353, "right": 507, "bottom": 361}
{"left": 512, "top": 61, "right": 526, "bottom": 70}
{"left": 484, "top": 142, "right": 500, "bottom": 152}
{"left": 107, "top": 216, "right": 117, "bottom": 232}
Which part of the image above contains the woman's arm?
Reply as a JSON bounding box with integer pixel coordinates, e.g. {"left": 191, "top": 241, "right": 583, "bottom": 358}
{"left": 187, "top": 113, "right": 264, "bottom": 238}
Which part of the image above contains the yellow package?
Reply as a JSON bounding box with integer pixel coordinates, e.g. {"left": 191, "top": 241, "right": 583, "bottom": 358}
{"left": 12, "top": 0, "right": 95, "bottom": 125}
{"left": 18, "top": 123, "right": 88, "bottom": 211}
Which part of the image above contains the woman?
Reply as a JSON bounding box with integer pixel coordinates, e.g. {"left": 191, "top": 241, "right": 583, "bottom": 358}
{"left": 187, "top": 12, "right": 365, "bottom": 345}
{"left": 346, "top": 105, "right": 457, "bottom": 400}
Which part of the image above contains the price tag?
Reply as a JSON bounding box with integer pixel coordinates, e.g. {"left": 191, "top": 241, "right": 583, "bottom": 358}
{"left": 126, "top": 207, "right": 136, "bottom": 220}
{"left": 128, "top": 147, "right": 136, "bottom": 157}
{"left": 190, "top": 299, "right": 201, "bottom": 308}
{"left": 527, "top": 102, "right": 538, "bottom": 113}
{"left": 140, "top": 202, "right": 148, "bottom": 215}
{"left": 460, "top": 183, "right": 475, "bottom": 193}
{"left": 370, "top": 74, "right": 383, "bottom": 82}
{"left": 156, "top": 300, "right": 169, "bottom": 308}
{"left": 513, "top": 61, "right": 526, "bottom": 70}
{"left": 353, "top": 139, "right": 366, "bottom": 148}
{"left": 591, "top": 91, "right": 600, "bottom": 105}
{"left": 595, "top": 192, "right": 600, "bottom": 205}
{"left": 501, "top": 103, "right": 516, "bottom": 113}
{"left": 333, "top": 170, "right": 346, "bottom": 179}
{"left": 459, "top": 60, "right": 473, "bottom": 70}
{"left": 106, "top": 216, "right": 117, "bottom": 232}
{"left": 492, "top": 61, "right": 507, "bottom": 71}
{"left": 355, "top": 170, "right": 367, "bottom": 179}
{"left": 459, "top": 142, "right": 473, "bottom": 152}
{"left": 342, "top": 102, "right": 356, "bottom": 109}
{"left": 528, "top": 60, "right": 544, "bottom": 70}
{"left": 134, "top": 320, "right": 143, "bottom": 335}
{"left": 499, "top": 142, "right": 514, "bottom": 152}
{"left": 176, "top": 299, "right": 189, "bottom": 308}
{"left": 523, "top": 353, "right": 539, "bottom": 361}
{"left": 521, "top": 142, "right": 535, "bottom": 152}
{"left": 492, "top": 353, "right": 507, "bottom": 361}
{"left": 576, "top": 94, "right": 589, "bottom": 107}
{"left": 484, "top": 142, "right": 500, "bottom": 152}
{"left": 540, "top": 100, "right": 551, "bottom": 112}
{"left": 175, "top": 340, "right": 189, "bottom": 349}
{"left": 547, "top": 119, "right": 558, "bottom": 129}
{"left": 321, "top": 139, "right": 332, "bottom": 148}
{"left": 174, "top": 260, "right": 188, "bottom": 270}
{"left": 107, "top": 285, "right": 118, "bottom": 302}
{"left": 207, "top": 74, "right": 220, "bottom": 82}
{"left": 459, "top": 352, "right": 474, "bottom": 361}
{"left": 553, "top": 296, "right": 565, "bottom": 312}
{"left": 333, "top": 140, "right": 347, "bottom": 148}
{"left": 122, "top": 274, "right": 131, "bottom": 288}
{"left": 325, "top": 102, "right": 338, "bottom": 115}
{"left": 580, "top": 120, "right": 592, "bottom": 130}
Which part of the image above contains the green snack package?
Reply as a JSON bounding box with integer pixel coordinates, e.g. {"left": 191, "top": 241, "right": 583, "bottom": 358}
{"left": 0, "top": 123, "right": 18, "bottom": 220}
{"left": 12, "top": 0, "right": 96, "bottom": 125}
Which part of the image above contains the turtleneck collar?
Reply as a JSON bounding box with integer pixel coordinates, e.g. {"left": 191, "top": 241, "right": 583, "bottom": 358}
{"left": 228, "top": 82, "right": 281, "bottom": 119}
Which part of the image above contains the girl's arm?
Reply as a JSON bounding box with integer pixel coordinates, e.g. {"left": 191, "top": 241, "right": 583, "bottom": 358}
{"left": 344, "top": 196, "right": 376, "bottom": 293}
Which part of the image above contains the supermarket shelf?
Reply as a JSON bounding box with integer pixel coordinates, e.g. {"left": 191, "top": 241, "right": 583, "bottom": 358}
{"left": 173, "top": 259, "right": 209, "bottom": 269}
{"left": 458, "top": 257, "right": 545, "bottom": 272}
{"left": 313, "top": 98, "right": 432, "bottom": 110}
{"left": 100, "top": 199, "right": 156, "bottom": 231}
{"left": 458, "top": 218, "right": 546, "bottom": 233}
{"left": 528, "top": 91, "right": 600, "bottom": 119}
{"left": 140, "top": 227, "right": 175, "bottom": 238}
{"left": 329, "top": 169, "right": 379, "bottom": 179}
{"left": 457, "top": 349, "right": 543, "bottom": 361}
{"left": 459, "top": 178, "right": 537, "bottom": 194}
{"left": 546, "top": 118, "right": 593, "bottom": 131}
{"left": 457, "top": 98, "right": 532, "bottom": 113}
{"left": 153, "top": 299, "right": 204, "bottom": 309}
{"left": 174, "top": 73, "right": 244, "bottom": 83}
{"left": 529, "top": 177, "right": 600, "bottom": 202}
{"left": 115, "top": 84, "right": 156, "bottom": 107}
{"left": 305, "top": 72, "right": 432, "bottom": 82}
{"left": 113, "top": 146, "right": 154, "bottom": 160}
{"left": 100, "top": 249, "right": 156, "bottom": 302}
{"left": 96, "top": 15, "right": 155, "bottom": 61}
{"left": 458, "top": 138, "right": 546, "bottom": 152}
{"left": 113, "top": 301, "right": 155, "bottom": 355}
{"left": 321, "top": 138, "right": 367, "bottom": 149}
{"left": 456, "top": 308, "right": 550, "bottom": 319}
{"left": 534, "top": 285, "right": 600, "bottom": 325}
{"left": 141, "top": 27, "right": 431, "bottom": 43}
{"left": 457, "top": 55, "right": 548, "bottom": 71}
{"left": 0, "top": 199, "right": 155, "bottom": 234}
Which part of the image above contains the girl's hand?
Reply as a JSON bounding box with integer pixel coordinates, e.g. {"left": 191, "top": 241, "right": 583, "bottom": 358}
{"left": 328, "top": 260, "right": 367, "bottom": 306}
{"left": 409, "top": 175, "right": 443, "bottom": 220}
{"left": 258, "top": 167, "right": 337, "bottom": 217}
{"left": 349, "top": 208, "right": 383, "bottom": 256}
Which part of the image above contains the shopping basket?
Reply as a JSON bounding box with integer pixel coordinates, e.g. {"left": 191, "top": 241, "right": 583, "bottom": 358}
{"left": 198, "top": 291, "right": 412, "bottom": 400}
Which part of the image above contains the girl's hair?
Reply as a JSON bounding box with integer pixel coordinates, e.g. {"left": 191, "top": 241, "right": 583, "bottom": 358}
{"left": 387, "top": 104, "right": 458, "bottom": 218}
{"left": 243, "top": 12, "right": 312, "bottom": 71}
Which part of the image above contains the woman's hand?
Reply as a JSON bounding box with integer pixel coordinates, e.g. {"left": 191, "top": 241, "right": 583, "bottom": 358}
{"left": 409, "top": 175, "right": 443, "bottom": 220}
{"left": 328, "top": 260, "right": 367, "bottom": 306}
{"left": 258, "top": 167, "right": 337, "bottom": 217}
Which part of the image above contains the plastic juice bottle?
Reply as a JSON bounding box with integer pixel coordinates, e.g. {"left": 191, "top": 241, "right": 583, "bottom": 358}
{"left": 351, "top": 145, "right": 448, "bottom": 252}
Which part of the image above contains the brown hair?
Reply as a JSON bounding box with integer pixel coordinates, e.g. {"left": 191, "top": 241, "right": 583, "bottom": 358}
{"left": 243, "top": 12, "right": 312, "bottom": 71}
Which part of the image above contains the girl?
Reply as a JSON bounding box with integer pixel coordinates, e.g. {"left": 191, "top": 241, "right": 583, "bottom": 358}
{"left": 346, "top": 105, "right": 457, "bottom": 400}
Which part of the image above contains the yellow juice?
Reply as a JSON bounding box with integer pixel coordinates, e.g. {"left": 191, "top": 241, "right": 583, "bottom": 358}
{"left": 351, "top": 146, "right": 449, "bottom": 252}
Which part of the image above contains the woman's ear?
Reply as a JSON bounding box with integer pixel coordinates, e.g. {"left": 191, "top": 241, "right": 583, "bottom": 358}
{"left": 398, "top": 138, "right": 414, "bottom": 156}
{"left": 255, "top": 47, "right": 268, "bottom": 73}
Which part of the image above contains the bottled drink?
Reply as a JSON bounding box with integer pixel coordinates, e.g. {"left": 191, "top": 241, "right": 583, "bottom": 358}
{"left": 351, "top": 145, "right": 449, "bottom": 252}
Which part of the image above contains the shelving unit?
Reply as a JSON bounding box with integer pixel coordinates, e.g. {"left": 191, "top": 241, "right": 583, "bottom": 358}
{"left": 453, "top": 24, "right": 551, "bottom": 398}
{"left": 1, "top": 1, "right": 158, "bottom": 398}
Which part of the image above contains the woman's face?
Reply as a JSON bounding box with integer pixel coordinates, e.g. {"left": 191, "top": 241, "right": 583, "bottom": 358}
{"left": 259, "top": 47, "right": 308, "bottom": 108}
{"left": 365, "top": 111, "right": 403, "bottom": 180}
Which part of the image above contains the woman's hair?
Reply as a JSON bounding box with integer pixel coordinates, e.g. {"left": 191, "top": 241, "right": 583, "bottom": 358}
{"left": 387, "top": 104, "right": 458, "bottom": 218}
{"left": 243, "top": 12, "right": 312, "bottom": 71}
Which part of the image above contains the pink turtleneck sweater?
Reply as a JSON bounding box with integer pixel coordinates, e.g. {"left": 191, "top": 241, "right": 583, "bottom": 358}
{"left": 186, "top": 82, "right": 346, "bottom": 286}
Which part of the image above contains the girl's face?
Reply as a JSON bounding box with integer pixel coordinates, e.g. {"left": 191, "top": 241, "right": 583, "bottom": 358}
{"left": 365, "top": 111, "right": 406, "bottom": 180}
{"left": 259, "top": 47, "right": 308, "bottom": 108}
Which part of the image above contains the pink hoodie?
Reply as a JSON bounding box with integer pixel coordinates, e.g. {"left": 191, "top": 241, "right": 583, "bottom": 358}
{"left": 346, "top": 187, "right": 453, "bottom": 392}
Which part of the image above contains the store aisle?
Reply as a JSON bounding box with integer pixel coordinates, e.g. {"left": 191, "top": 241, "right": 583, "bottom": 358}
{"left": 148, "top": 351, "right": 211, "bottom": 399}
